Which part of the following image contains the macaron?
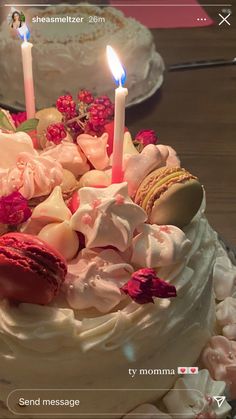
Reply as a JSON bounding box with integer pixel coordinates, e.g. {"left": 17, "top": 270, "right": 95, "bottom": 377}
{"left": 0, "top": 233, "right": 67, "bottom": 305}
{"left": 135, "top": 166, "right": 203, "bottom": 228}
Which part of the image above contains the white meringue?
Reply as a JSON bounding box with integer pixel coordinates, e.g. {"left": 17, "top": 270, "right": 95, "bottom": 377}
{"left": 70, "top": 182, "right": 147, "bottom": 251}
{"left": 65, "top": 248, "right": 133, "bottom": 313}
{"left": 131, "top": 224, "right": 191, "bottom": 268}
{"left": 38, "top": 220, "right": 79, "bottom": 261}
{"left": 32, "top": 186, "right": 72, "bottom": 224}
{"left": 216, "top": 297, "right": 236, "bottom": 340}
{"left": 163, "top": 369, "right": 231, "bottom": 419}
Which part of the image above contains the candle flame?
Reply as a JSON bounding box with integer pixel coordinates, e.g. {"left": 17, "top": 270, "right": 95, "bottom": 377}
{"left": 17, "top": 24, "right": 30, "bottom": 42}
{"left": 106, "top": 45, "right": 126, "bottom": 87}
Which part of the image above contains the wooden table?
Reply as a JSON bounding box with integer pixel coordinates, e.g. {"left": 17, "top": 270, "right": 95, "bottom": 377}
{"left": 127, "top": 5, "right": 236, "bottom": 246}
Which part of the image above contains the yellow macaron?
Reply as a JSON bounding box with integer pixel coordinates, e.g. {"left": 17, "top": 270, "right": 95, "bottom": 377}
{"left": 135, "top": 166, "right": 203, "bottom": 228}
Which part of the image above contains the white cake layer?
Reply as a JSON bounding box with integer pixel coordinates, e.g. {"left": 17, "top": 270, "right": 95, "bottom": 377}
{"left": 0, "top": 5, "right": 164, "bottom": 109}
{"left": 0, "top": 206, "right": 222, "bottom": 418}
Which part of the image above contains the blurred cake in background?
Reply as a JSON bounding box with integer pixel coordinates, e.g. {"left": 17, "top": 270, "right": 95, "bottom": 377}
{"left": 0, "top": 4, "right": 164, "bottom": 109}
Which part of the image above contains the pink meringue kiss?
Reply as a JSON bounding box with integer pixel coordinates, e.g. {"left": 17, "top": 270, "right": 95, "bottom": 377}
{"left": 77, "top": 133, "right": 109, "bottom": 170}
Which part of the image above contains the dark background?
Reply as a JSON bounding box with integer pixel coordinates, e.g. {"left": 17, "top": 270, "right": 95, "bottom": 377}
{"left": 127, "top": 4, "right": 236, "bottom": 246}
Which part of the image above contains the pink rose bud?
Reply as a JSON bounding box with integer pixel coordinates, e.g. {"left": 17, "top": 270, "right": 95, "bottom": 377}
{"left": 134, "top": 129, "right": 158, "bottom": 152}
{"left": 121, "top": 268, "right": 176, "bottom": 304}
{"left": 0, "top": 191, "right": 32, "bottom": 225}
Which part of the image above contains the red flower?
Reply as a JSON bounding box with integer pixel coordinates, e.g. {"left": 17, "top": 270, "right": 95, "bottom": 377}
{"left": 0, "top": 192, "right": 32, "bottom": 225}
{"left": 134, "top": 129, "right": 158, "bottom": 152}
{"left": 121, "top": 268, "right": 176, "bottom": 304}
{"left": 11, "top": 112, "right": 27, "bottom": 128}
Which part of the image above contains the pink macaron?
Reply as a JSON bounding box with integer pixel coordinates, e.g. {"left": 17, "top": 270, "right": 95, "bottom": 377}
{"left": 0, "top": 233, "right": 67, "bottom": 305}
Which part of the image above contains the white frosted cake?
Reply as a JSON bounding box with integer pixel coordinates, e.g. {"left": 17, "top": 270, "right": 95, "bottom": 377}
{"left": 0, "top": 4, "right": 164, "bottom": 109}
{"left": 0, "top": 104, "right": 235, "bottom": 418}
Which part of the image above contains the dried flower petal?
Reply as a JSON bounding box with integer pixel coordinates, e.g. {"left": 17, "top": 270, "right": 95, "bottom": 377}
{"left": 11, "top": 112, "right": 27, "bottom": 128}
{"left": 0, "top": 192, "right": 32, "bottom": 225}
{"left": 121, "top": 268, "right": 176, "bottom": 304}
{"left": 134, "top": 129, "right": 158, "bottom": 152}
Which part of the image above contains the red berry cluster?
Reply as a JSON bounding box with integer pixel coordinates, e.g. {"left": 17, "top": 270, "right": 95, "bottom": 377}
{"left": 56, "top": 94, "right": 76, "bottom": 119}
{"left": 88, "top": 96, "right": 114, "bottom": 133}
{"left": 52, "top": 90, "right": 114, "bottom": 142}
{"left": 46, "top": 123, "right": 67, "bottom": 145}
{"left": 78, "top": 89, "right": 94, "bottom": 105}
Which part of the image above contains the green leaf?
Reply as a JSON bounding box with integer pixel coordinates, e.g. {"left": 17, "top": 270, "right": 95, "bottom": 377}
{"left": 16, "top": 118, "right": 39, "bottom": 132}
{"left": 0, "top": 109, "right": 16, "bottom": 131}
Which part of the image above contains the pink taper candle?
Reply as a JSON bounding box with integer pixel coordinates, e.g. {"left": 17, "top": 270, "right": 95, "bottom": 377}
{"left": 107, "top": 46, "right": 128, "bottom": 183}
{"left": 18, "top": 26, "right": 35, "bottom": 119}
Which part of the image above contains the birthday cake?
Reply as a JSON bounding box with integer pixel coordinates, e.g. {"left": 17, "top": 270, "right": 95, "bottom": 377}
{"left": 0, "top": 90, "right": 235, "bottom": 419}
{"left": 0, "top": 4, "right": 164, "bottom": 110}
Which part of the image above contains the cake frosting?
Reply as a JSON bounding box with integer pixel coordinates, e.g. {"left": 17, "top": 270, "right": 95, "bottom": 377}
{"left": 0, "top": 195, "right": 230, "bottom": 418}
{"left": 0, "top": 5, "right": 164, "bottom": 109}
{"left": 0, "top": 119, "right": 235, "bottom": 418}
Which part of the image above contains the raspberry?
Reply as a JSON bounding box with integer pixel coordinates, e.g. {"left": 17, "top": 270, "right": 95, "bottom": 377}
{"left": 88, "top": 96, "right": 114, "bottom": 133}
{"left": 46, "top": 123, "right": 67, "bottom": 145}
{"left": 56, "top": 94, "right": 76, "bottom": 119}
{"left": 78, "top": 89, "right": 94, "bottom": 105}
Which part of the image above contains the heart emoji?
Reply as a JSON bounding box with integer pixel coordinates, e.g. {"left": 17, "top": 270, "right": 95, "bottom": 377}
{"left": 190, "top": 367, "right": 198, "bottom": 374}
{"left": 180, "top": 368, "right": 186, "bottom": 373}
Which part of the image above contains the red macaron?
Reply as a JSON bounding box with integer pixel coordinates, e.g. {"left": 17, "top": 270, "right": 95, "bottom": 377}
{"left": 0, "top": 233, "right": 67, "bottom": 305}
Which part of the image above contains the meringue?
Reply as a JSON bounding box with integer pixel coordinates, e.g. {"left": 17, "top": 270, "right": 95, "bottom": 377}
{"left": 42, "top": 142, "right": 89, "bottom": 177}
{"left": 124, "top": 144, "right": 167, "bottom": 197}
{"left": 38, "top": 220, "right": 79, "bottom": 261}
{"left": 0, "top": 152, "right": 63, "bottom": 199}
{"left": 77, "top": 133, "right": 109, "bottom": 170}
{"left": 70, "top": 182, "right": 147, "bottom": 251}
{"left": 65, "top": 248, "right": 133, "bottom": 313}
{"left": 201, "top": 335, "right": 236, "bottom": 387}
{"left": 0, "top": 131, "right": 35, "bottom": 171}
{"left": 216, "top": 297, "right": 236, "bottom": 340}
{"left": 32, "top": 186, "right": 72, "bottom": 224}
{"left": 123, "top": 131, "right": 139, "bottom": 156}
{"left": 131, "top": 224, "right": 191, "bottom": 269}
{"left": 163, "top": 369, "right": 231, "bottom": 418}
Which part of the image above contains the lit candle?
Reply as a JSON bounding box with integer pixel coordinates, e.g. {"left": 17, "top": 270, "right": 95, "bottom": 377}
{"left": 107, "top": 45, "right": 128, "bottom": 184}
{"left": 18, "top": 25, "right": 35, "bottom": 119}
